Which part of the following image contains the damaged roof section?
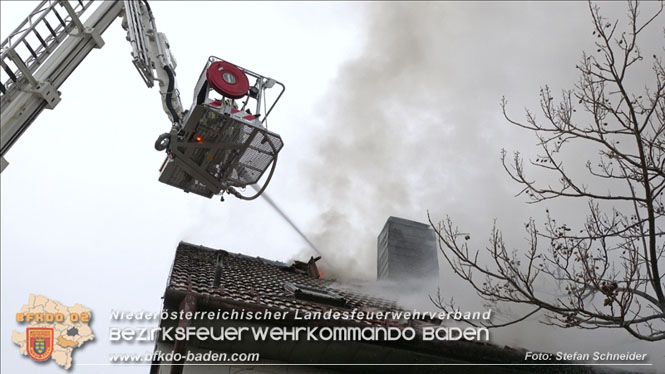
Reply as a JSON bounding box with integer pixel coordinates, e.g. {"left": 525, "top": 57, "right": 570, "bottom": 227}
{"left": 285, "top": 255, "right": 322, "bottom": 279}
{"left": 167, "top": 242, "right": 399, "bottom": 320}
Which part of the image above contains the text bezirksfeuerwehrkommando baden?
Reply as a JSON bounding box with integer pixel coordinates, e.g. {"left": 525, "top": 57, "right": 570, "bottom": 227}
{"left": 110, "top": 325, "right": 489, "bottom": 342}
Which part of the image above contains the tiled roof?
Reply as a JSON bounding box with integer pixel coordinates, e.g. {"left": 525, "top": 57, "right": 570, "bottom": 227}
{"left": 167, "top": 242, "right": 403, "bottom": 325}
{"left": 161, "top": 242, "right": 608, "bottom": 372}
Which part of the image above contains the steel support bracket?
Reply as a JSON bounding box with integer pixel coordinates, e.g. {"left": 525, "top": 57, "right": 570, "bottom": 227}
{"left": 83, "top": 26, "right": 105, "bottom": 49}
{"left": 69, "top": 26, "right": 105, "bottom": 49}
{"left": 6, "top": 50, "right": 61, "bottom": 109}
{"left": 27, "top": 82, "right": 61, "bottom": 109}
{"left": 59, "top": 0, "right": 104, "bottom": 48}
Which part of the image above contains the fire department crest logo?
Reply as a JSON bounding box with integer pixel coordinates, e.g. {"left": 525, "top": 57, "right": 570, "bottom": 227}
{"left": 27, "top": 328, "right": 54, "bottom": 362}
{"left": 13, "top": 295, "right": 95, "bottom": 370}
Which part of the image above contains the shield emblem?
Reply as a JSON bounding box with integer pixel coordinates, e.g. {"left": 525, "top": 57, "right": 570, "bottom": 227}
{"left": 27, "top": 328, "right": 54, "bottom": 362}
{"left": 35, "top": 338, "right": 46, "bottom": 354}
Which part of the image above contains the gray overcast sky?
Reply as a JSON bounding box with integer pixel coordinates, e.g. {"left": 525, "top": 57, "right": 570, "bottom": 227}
{"left": 1, "top": 1, "right": 663, "bottom": 373}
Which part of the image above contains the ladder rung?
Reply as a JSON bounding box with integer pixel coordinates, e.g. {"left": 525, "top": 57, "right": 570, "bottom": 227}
{"left": 43, "top": 19, "right": 57, "bottom": 38}
{"left": 33, "top": 29, "right": 47, "bottom": 49}
{"left": 52, "top": 8, "right": 66, "bottom": 28}
{"left": 23, "top": 40, "right": 38, "bottom": 60}
{"left": 1, "top": 62, "right": 17, "bottom": 82}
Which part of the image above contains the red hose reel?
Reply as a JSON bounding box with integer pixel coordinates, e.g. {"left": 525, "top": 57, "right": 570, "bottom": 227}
{"left": 205, "top": 61, "right": 249, "bottom": 99}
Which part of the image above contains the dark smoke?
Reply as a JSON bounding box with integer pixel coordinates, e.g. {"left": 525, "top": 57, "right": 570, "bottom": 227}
{"left": 295, "top": 2, "right": 526, "bottom": 279}
{"left": 286, "top": 2, "right": 664, "bottom": 370}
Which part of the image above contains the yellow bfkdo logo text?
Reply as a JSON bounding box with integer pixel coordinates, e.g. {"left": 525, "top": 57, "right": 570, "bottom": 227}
{"left": 13, "top": 295, "right": 95, "bottom": 370}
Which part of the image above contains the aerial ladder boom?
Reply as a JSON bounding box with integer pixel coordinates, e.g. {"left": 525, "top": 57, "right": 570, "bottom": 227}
{"left": 0, "top": 0, "right": 284, "bottom": 201}
{"left": 1, "top": 0, "right": 122, "bottom": 172}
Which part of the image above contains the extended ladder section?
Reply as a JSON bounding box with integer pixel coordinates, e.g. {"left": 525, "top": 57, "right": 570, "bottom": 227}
{"left": 0, "top": 0, "right": 124, "bottom": 172}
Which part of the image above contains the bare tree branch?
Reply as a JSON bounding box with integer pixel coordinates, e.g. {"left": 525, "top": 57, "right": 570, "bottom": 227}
{"left": 432, "top": 0, "right": 665, "bottom": 341}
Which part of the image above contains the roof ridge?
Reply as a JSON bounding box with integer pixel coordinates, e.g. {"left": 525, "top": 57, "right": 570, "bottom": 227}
{"left": 177, "top": 241, "right": 289, "bottom": 268}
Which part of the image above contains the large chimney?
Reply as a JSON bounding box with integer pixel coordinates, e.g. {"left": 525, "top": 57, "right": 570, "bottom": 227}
{"left": 377, "top": 216, "right": 439, "bottom": 282}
